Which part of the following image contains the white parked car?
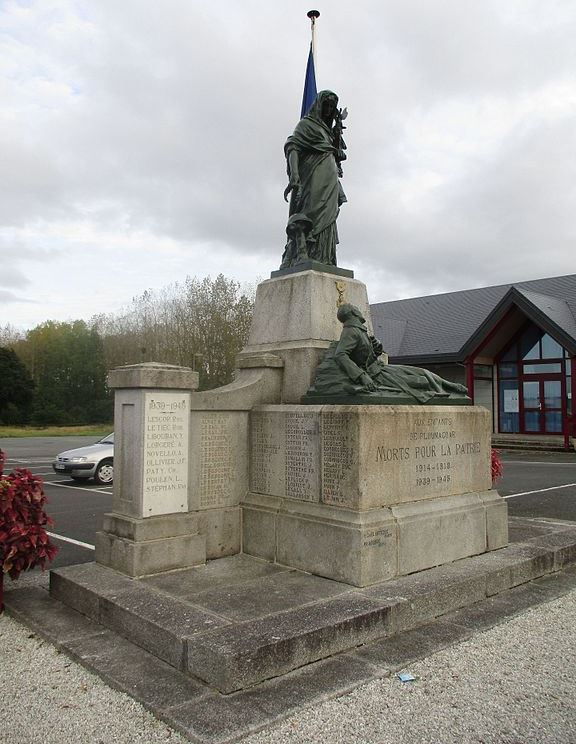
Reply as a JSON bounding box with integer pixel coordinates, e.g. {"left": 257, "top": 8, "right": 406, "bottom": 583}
{"left": 52, "top": 433, "right": 114, "bottom": 484}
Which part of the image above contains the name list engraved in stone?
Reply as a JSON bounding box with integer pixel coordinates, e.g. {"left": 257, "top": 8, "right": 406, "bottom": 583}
{"left": 321, "top": 413, "right": 355, "bottom": 506}
{"left": 285, "top": 412, "right": 319, "bottom": 502}
{"left": 199, "top": 414, "right": 233, "bottom": 508}
{"left": 250, "top": 412, "right": 285, "bottom": 497}
{"left": 143, "top": 392, "right": 189, "bottom": 516}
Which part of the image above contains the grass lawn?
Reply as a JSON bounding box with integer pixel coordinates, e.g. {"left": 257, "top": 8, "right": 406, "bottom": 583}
{"left": 0, "top": 424, "right": 113, "bottom": 438}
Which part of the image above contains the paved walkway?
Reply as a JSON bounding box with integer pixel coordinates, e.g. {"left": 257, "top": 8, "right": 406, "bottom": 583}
{"left": 1, "top": 572, "right": 576, "bottom": 744}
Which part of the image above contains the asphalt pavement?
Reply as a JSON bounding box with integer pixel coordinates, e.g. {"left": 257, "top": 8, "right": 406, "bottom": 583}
{"left": 0, "top": 436, "right": 113, "bottom": 568}
{"left": 0, "top": 435, "right": 105, "bottom": 459}
{"left": 499, "top": 449, "right": 576, "bottom": 522}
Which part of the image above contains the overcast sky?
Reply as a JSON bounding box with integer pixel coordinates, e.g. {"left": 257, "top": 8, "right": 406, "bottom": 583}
{"left": 2, "top": 0, "right": 575, "bottom": 331}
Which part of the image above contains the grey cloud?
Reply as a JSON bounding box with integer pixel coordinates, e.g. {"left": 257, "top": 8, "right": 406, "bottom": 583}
{"left": 0, "top": 289, "right": 34, "bottom": 304}
{"left": 353, "top": 111, "right": 576, "bottom": 294}
{"left": 2, "top": 0, "right": 576, "bottom": 323}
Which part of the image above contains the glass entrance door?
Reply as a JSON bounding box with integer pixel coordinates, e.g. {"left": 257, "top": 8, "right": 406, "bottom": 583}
{"left": 522, "top": 377, "right": 563, "bottom": 433}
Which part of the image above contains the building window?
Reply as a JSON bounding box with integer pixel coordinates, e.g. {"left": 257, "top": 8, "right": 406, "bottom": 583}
{"left": 542, "top": 334, "right": 564, "bottom": 359}
{"left": 519, "top": 325, "right": 541, "bottom": 360}
{"left": 499, "top": 380, "right": 519, "bottom": 433}
{"left": 498, "top": 363, "right": 518, "bottom": 379}
{"left": 523, "top": 362, "right": 561, "bottom": 374}
{"left": 474, "top": 364, "right": 492, "bottom": 379}
{"left": 497, "top": 322, "right": 567, "bottom": 435}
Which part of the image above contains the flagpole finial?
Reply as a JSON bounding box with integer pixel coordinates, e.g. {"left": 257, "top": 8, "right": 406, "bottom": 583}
{"left": 307, "top": 10, "right": 320, "bottom": 23}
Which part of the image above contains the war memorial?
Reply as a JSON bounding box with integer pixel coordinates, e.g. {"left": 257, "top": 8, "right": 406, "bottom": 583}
{"left": 7, "top": 49, "right": 576, "bottom": 744}
{"left": 77, "top": 86, "right": 507, "bottom": 589}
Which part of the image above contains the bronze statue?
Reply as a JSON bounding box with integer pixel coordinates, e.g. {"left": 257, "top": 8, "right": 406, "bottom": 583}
{"left": 280, "top": 90, "right": 347, "bottom": 269}
{"left": 304, "top": 304, "right": 471, "bottom": 404}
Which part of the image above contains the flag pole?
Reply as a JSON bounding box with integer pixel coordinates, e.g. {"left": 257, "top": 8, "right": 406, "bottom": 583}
{"left": 300, "top": 10, "right": 320, "bottom": 117}
{"left": 308, "top": 10, "right": 320, "bottom": 77}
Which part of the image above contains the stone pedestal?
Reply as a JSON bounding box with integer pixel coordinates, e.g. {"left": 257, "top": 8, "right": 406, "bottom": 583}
{"left": 95, "top": 363, "right": 206, "bottom": 577}
{"left": 242, "top": 404, "right": 508, "bottom": 586}
{"left": 239, "top": 269, "right": 372, "bottom": 403}
{"left": 94, "top": 269, "right": 508, "bottom": 589}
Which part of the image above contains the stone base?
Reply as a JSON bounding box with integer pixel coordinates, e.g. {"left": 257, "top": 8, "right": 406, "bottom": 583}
{"left": 302, "top": 392, "right": 472, "bottom": 406}
{"left": 29, "top": 519, "right": 576, "bottom": 697}
{"left": 242, "top": 490, "right": 508, "bottom": 586}
{"left": 242, "top": 270, "right": 372, "bottom": 403}
{"left": 95, "top": 512, "right": 206, "bottom": 578}
{"left": 270, "top": 261, "right": 354, "bottom": 279}
{"left": 199, "top": 507, "right": 241, "bottom": 560}
{"left": 246, "top": 270, "right": 372, "bottom": 349}
{"left": 243, "top": 404, "right": 508, "bottom": 586}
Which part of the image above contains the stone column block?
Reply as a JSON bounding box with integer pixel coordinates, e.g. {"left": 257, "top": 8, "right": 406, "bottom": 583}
{"left": 240, "top": 270, "right": 372, "bottom": 403}
{"left": 97, "top": 363, "right": 205, "bottom": 577}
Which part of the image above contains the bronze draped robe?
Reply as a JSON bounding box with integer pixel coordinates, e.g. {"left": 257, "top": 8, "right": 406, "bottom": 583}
{"left": 284, "top": 91, "right": 347, "bottom": 265}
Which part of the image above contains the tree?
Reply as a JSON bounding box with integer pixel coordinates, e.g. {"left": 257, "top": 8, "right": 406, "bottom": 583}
{"left": 20, "top": 321, "right": 112, "bottom": 425}
{"left": 5, "top": 273, "right": 253, "bottom": 426}
{"left": 93, "top": 274, "right": 255, "bottom": 390}
{"left": 0, "top": 348, "right": 35, "bottom": 424}
{"left": 0, "top": 324, "right": 23, "bottom": 348}
{"left": 188, "top": 275, "right": 254, "bottom": 389}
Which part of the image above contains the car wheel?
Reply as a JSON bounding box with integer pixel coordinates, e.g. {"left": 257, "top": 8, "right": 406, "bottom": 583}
{"left": 94, "top": 458, "right": 114, "bottom": 485}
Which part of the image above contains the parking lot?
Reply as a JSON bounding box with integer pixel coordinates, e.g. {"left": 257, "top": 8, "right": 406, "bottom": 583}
{"left": 1, "top": 436, "right": 113, "bottom": 568}
{"left": 2, "top": 436, "right": 576, "bottom": 571}
{"left": 499, "top": 450, "right": 576, "bottom": 522}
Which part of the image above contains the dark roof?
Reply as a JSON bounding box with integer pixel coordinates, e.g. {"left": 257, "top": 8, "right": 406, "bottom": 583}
{"left": 518, "top": 289, "right": 576, "bottom": 340}
{"left": 370, "top": 274, "right": 576, "bottom": 363}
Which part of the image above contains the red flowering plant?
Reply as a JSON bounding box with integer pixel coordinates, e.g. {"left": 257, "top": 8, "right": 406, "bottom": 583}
{"left": 0, "top": 449, "right": 58, "bottom": 612}
{"left": 491, "top": 448, "right": 503, "bottom": 483}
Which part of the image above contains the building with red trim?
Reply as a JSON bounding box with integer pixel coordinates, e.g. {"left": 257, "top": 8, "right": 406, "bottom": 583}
{"left": 371, "top": 274, "right": 576, "bottom": 448}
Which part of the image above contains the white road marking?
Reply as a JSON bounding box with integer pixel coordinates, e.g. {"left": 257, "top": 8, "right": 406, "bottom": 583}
{"left": 46, "top": 531, "right": 95, "bottom": 550}
{"left": 503, "top": 482, "right": 576, "bottom": 499}
{"left": 501, "top": 461, "right": 576, "bottom": 466}
{"left": 4, "top": 458, "right": 54, "bottom": 464}
{"left": 45, "top": 481, "right": 113, "bottom": 495}
{"left": 527, "top": 517, "right": 576, "bottom": 527}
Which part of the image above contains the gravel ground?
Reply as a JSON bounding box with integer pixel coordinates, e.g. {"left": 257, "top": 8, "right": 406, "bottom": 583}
{"left": 0, "top": 611, "right": 187, "bottom": 744}
{"left": 1, "top": 589, "right": 576, "bottom": 744}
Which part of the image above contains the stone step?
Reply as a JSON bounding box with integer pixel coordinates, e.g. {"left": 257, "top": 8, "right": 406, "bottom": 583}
{"left": 45, "top": 518, "right": 576, "bottom": 693}
{"left": 50, "top": 562, "right": 230, "bottom": 671}
{"left": 492, "top": 437, "right": 568, "bottom": 452}
{"left": 6, "top": 564, "right": 576, "bottom": 744}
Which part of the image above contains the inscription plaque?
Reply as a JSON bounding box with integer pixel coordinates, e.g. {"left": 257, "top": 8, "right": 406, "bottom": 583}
{"left": 250, "top": 411, "right": 285, "bottom": 497}
{"left": 285, "top": 411, "right": 319, "bottom": 501}
{"left": 142, "top": 392, "right": 189, "bottom": 516}
{"left": 367, "top": 411, "right": 491, "bottom": 506}
{"left": 248, "top": 405, "right": 490, "bottom": 510}
{"left": 199, "top": 414, "right": 234, "bottom": 508}
{"left": 321, "top": 412, "right": 356, "bottom": 506}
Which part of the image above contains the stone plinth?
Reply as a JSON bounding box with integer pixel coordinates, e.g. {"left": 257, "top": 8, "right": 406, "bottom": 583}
{"left": 95, "top": 363, "right": 205, "bottom": 577}
{"left": 239, "top": 270, "right": 372, "bottom": 403}
{"left": 242, "top": 404, "right": 508, "bottom": 586}
{"left": 108, "top": 361, "right": 199, "bottom": 391}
